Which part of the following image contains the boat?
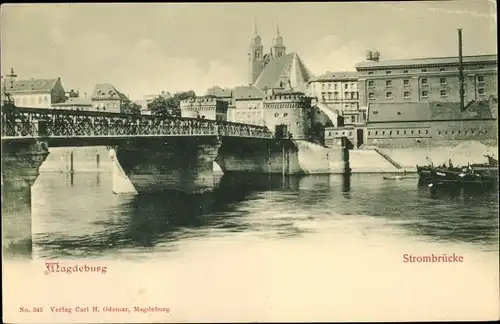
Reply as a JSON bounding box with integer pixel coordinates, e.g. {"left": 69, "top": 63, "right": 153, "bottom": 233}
{"left": 417, "top": 155, "right": 498, "bottom": 189}
{"left": 383, "top": 175, "right": 406, "bottom": 180}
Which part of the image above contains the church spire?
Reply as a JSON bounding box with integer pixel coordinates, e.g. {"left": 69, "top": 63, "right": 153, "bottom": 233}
{"left": 253, "top": 18, "right": 258, "bottom": 35}
{"left": 276, "top": 23, "right": 280, "bottom": 37}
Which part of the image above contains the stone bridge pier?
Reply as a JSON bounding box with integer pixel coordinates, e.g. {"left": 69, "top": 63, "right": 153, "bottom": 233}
{"left": 111, "top": 137, "right": 222, "bottom": 194}
{"left": 2, "top": 139, "right": 49, "bottom": 257}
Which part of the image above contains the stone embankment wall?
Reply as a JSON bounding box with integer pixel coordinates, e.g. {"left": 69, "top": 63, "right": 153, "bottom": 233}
{"left": 376, "top": 141, "right": 498, "bottom": 171}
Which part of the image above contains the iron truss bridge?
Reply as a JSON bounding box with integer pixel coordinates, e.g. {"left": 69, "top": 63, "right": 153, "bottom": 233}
{"left": 1, "top": 106, "right": 274, "bottom": 140}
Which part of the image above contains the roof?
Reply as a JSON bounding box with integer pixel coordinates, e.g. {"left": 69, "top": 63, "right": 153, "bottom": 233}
{"left": 52, "top": 97, "right": 92, "bottom": 106}
{"left": 254, "top": 52, "right": 313, "bottom": 90}
{"left": 356, "top": 54, "right": 497, "bottom": 70}
{"left": 91, "top": 83, "right": 129, "bottom": 100}
{"left": 309, "top": 71, "right": 358, "bottom": 82}
{"left": 233, "top": 85, "right": 264, "bottom": 100}
{"left": 368, "top": 99, "right": 495, "bottom": 123}
{"left": 205, "top": 86, "right": 232, "bottom": 98}
{"left": 5, "top": 78, "right": 60, "bottom": 93}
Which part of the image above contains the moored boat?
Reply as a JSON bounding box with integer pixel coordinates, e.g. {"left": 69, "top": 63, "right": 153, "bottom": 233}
{"left": 417, "top": 155, "right": 498, "bottom": 189}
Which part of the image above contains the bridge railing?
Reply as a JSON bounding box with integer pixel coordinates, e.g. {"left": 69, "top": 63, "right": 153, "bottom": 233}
{"left": 1, "top": 106, "right": 274, "bottom": 139}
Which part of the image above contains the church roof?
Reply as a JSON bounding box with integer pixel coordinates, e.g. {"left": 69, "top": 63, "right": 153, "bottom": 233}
{"left": 254, "top": 52, "right": 312, "bottom": 91}
{"left": 91, "top": 83, "right": 129, "bottom": 100}
{"left": 6, "top": 78, "right": 60, "bottom": 93}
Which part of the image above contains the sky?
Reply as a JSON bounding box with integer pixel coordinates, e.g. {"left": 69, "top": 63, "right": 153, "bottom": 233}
{"left": 1, "top": 1, "right": 497, "bottom": 100}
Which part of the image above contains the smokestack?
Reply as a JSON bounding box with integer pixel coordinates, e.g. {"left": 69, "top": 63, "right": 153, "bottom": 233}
{"left": 458, "top": 28, "right": 465, "bottom": 112}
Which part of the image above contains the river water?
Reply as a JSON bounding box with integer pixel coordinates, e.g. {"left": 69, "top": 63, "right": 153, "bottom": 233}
{"left": 10, "top": 171, "right": 500, "bottom": 321}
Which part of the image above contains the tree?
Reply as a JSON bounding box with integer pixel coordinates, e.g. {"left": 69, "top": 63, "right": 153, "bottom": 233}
{"left": 149, "top": 90, "right": 196, "bottom": 116}
{"left": 121, "top": 101, "right": 141, "bottom": 115}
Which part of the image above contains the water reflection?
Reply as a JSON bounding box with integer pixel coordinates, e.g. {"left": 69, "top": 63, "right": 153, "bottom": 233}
{"left": 31, "top": 172, "right": 498, "bottom": 259}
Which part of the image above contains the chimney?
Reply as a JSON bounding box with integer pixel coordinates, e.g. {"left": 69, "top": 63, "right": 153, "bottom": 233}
{"left": 458, "top": 28, "right": 465, "bottom": 112}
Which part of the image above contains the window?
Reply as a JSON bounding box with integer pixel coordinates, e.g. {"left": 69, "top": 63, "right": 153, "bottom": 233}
{"left": 403, "top": 70, "right": 408, "bottom": 74}
{"left": 351, "top": 116, "right": 355, "bottom": 123}
{"left": 385, "top": 71, "right": 391, "bottom": 74}
{"left": 368, "top": 80, "right": 375, "bottom": 88}
{"left": 386, "top": 92, "right": 393, "bottom": 98}
{"left": 328, "top": 83, "right": 331, "bottom": 89}
{"left": 438, "top": 131, "right": 441, "bottom": 135}
{"left": 422, "top": 90, "right": 429, "bottom": 98}
{"left": 418, "top": 130, "right": 421, "bottom": 134}
{"left": 344, "top": 91, "right": 349, "bottom": 98}
{"left": 386, "top": 80, "right": 392, "bottom": 87}
{"left": 451, "top": 131, "right": 454, "bottom": 135}
{"left": 368, "top": 131, "right": 371, "bottom": 135}
{"left": 440, "top": 78, "right": 446, "bottom": 84}
{"left": 477, "top": 75, "right": 485, "bottom": 83}
{"left": 334, "top": 83, "right": 338, "bottom": 90}
{"left": 382, "top": 131, "right": 385, "bottom": 135}
{"left": 255, "top": 51, "right": 261, "bottom": 59}
{"left": 411, "top": 130, "right": 414, "bottom": 134}
{"left": 404, "top": 130, "right": 407, "bottom": 135}
{"left": 368, "top": 71, "right": 374, "bottom": 75}
{"left": 349, "top": 132, "right": 352, "bottom": 136}
{"left": 403, "top": 79, "right": 410, "bottom": 86}
{"left": 283, "top": 113, "right": 288, "bottom": 117}
{"left": 425, "top": 130, "right": 428, "bottom": 134}
{"left": 440, "top": 68, "right": 446, "bottom": 72}
{"left": 375, "top": 131, "right": 378, "bottom": 135}
{"left": 421, "top": 78, "right": 428, "bottom": 85}
{"left": 389, "top": 130, "right": 392, "bottom": 135}
{"left": 471, "top": 130, "right": 475, "bottom": 135}
{"left": 404, "top": 91, "right": 411, "bottom": 98}
{"left": 421, "top": 69, "right": 427, "bottom": 72}
{"left": 344, "top": 84, "right": 348, "bottom": 90}
{"left": 274, "top": 113, "right": 279, "bottom": 117}
{"left": 397, "top": 130, "right": 400, "bottom": 135}
{"left": 478, "top": 66, "right": 484, "bottom": 70}
{"left": 369, "top": 93, "right": 375, "bottom": 99}
{"left": 440, "top": 90, "right": 447, "bottom": 97}
{"left": 478, "top": 88, "right": 485, "bottom": 95}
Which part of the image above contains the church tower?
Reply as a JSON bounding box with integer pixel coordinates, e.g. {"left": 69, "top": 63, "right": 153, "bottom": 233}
{"left": 248, "top": 21, "right": 265, "bottom": 85}
{"left": 270, "top": 24, "right": 286, "bottom": 59}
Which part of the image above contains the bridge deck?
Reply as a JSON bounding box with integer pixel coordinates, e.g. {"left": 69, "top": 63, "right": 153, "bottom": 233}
{"left": 1, "top": 105, "right": 274, "bottom": 140}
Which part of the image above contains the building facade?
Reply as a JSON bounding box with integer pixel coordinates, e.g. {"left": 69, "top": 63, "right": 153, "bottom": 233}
{"left": 307, "top": 71, "right": 363, "bottom": 123}
{"left": 356, "top": 53, "right": 498, "bottom": 108}
{"left": 90, "top": 83, "right": 130, "bottom": 113}
{"left": 230, "top": 85, "right": 265, "bottom": 126}
{"left": 4, "top": 77, "right": 66, "bottom": 108}
{"left": 180, "top": 96, "right": 228, "bottom": 121}
{"left": 364, "top": 98, "right": 498, "bottom": 148}
{"left": 262, "top": 90, "right": 312, "bottom": 139}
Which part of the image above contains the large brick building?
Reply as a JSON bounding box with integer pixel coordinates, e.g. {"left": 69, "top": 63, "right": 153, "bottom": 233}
{"left": 356, "top": 53, "right": 497, "bottom": 108}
